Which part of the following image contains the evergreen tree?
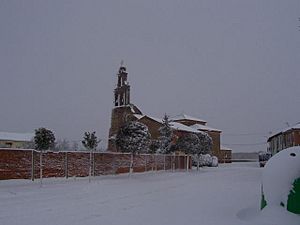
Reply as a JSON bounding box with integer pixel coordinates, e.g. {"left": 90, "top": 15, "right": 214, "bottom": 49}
{"left": 195, "top": 132, "right": 213, "bottom": 170}
{"left": 34, "top": 127, "right": 55, "bottom": 151}
{"left": 82, "top": 131, "right": 100, "bottom": 151}
{"left": 149, "top": 139, "right": 160, "bottom": 154}
{"left": 175, "top": 133, "right": 200, "bottom": 155}
{"left": 116, "top": 121, "right": 151, "bottom": 175}
{"left": 82, "top": 131, "right": 100, "bottom": 183}
{"left": 158, "top": 114, "right": 173, "bottom": 154}
{"left": 34, "top": 127, "right": 55, "bottom": 186}
{"left": 196, "top": 132, "right": 212, "bottom": 155}
{"left": 175, "top": 133, "right": 200, "bottom": 171}
{"left": 115, "top": 121, "right": 151, "bottom": 154}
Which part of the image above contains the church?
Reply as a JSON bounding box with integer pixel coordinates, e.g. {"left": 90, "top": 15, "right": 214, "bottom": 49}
{"left": 108, "top": 65, "right": 231, "bottom": 162}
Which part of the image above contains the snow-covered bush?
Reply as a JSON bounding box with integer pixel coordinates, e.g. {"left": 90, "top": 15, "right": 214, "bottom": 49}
{"left": 211, "top": 156, "right": 218, "bottom": 167}
{"left": 199, "top": 154, "right": 213, "bottom": 167}
{"left": 193, "top": 154, "right": 218, "bottom": 167}
{"left": 116, "top": 121, "right": 151, "bottom": 154}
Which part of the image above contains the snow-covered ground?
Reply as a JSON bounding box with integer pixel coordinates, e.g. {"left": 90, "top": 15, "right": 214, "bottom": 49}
{"left": 0, "top": 163, "right": 298, "bottom": 225}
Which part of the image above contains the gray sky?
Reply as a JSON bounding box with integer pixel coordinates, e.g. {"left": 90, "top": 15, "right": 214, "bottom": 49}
{"left": 1, "top": 0, "right": 299, "bottom": 152}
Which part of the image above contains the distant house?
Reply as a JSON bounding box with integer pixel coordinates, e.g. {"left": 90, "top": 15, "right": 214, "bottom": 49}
{"left": 267, "top": 123, "right": 300, "bottom": 155}
{"left": 108, "top": 65, "right": 231, "bottom": 162}
{"left": 220, "top": 145, "right": 233, "bottom": 163}
{"left": 0, "top": 132, "right": 34, "bottom": 149}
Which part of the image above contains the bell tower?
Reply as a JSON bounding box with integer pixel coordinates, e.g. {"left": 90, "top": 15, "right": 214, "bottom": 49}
{"left": 114, "top": 64, "right": 130, "bottom": 107}
{"left": 108, "top": 63, "right": 142, "bottom": 152}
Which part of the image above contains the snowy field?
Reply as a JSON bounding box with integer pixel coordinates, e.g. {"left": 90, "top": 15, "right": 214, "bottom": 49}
{"left": 0, "top": 162, "right": 298, "bottom": 225}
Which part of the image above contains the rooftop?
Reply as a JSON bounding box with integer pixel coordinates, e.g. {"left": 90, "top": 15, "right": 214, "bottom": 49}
{"left": 190, "top": 124, "right": 222, "bottom": 132}
{"left": 171, "top": 113, "right": 207, "bottom": 123}
{"left": 268, "top": 122, "right": 300, "bottom": 141}
{"left": 0, "top": 132, "right": 34, "bottom": 142}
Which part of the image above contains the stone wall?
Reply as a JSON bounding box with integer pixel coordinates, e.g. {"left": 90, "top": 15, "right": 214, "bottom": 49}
{"left": 0, "top": 149, "right": 190, "bottom": 180}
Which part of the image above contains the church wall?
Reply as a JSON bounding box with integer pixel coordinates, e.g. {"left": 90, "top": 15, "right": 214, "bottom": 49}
{"left": 138, "top": 117, "right": 162, "bottom": 140}
{"left": 206, "top": 131, "right": 221, "bottom": 157}
{"left": 108, "top": 106, "right": 135, "bottom": 152}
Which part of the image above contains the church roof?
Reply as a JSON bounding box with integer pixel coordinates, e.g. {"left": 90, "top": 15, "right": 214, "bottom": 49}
{"left": 171, "top": 122, "right": 203, "bottom": 134}
{"left": 190, "top": 124, "right": 222, "bottom": 132}
{"left": 0, "top": 132, "right": 34, "bottom": 142}
{"left": 136, "top": 115, "right": 204, "bottom": 134}
{"left": 171, "top": 113, "right": 207, "bottom": 123}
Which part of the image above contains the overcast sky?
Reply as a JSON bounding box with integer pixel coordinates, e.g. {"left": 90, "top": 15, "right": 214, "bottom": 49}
{"left": 0, "top": 0, "right": 299, "bottom": 152}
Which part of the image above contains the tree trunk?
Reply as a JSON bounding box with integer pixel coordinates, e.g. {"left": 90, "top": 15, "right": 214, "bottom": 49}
{"left": 186, "top": 155, "right": 189, "bottom": 171}
{"left": 197, "top": 155, "right": 200, "bottom": 171}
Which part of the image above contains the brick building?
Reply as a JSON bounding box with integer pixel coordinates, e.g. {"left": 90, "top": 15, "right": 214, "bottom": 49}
{"left": 267, "top": 123, "right": 300, "bottom": 155}
{"left": 107, "top": 65, "right": 231, "bottom": 161}
{"left": 0, "top": 132, "right": 34, "bottom": 149}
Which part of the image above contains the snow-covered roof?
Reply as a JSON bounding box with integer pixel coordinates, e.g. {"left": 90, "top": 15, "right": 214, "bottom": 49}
{"left": 137, "top": 115, "right": 201, "bottom": 134}
{"left": 190, "top": 124, "right": 222, "bottom": 132}
{"left": 146, "top": 116, "right": 163, "bottom": 124}
{"left": 0, "top": 132, "right": 34, "bottom": 142}
{"left": 171, "top": 113, "right": 206, "bottom": 123}
{"left": 281, "top": 122, "right": 300, "bottom": 133}
{"left": 268, "top": 122, "right": 300, "bottom": 141}
{"left": 133, "top": 114, "right": 144, "bottom": 120}
{"left": 170, "top": 122, "right": 201, "bottom": 133}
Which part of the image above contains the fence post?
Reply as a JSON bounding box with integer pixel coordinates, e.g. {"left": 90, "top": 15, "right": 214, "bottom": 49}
{"left": 145, "top": 155, "right": 147, "bottom": 172}
{"left": 129, "top": 153, "right": 134, "bottom": 176}
{"left": 40, "top": 150, "right": 43, "bottom": 187}
{"left": 163, "top": 154, "right": 166, "bottom": 171}
{"left": 93, "top": 152, "right": 95, "bottom": 177}
{"left": 155, "top": 154, "right": 157, "bottom": 171}
{"left": 89, "top": 150, "right": 92, "bottom": 183}
{"left": 31, "top": 150, "right": 34, "bottom": 181}
{"left": 172, "top": 153, "right": 175, "bottom": 172}
{"left": 151, "top": 154, "right": 154, "bottom": 171}
{"left": 112, "top": 153, "right": 116, "bottom": 174}
{"left": 65, "top": 152, "right": 68, "bottom": 179}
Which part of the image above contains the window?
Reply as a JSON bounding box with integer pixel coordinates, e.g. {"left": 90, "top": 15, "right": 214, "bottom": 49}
{"left": 5, "top": 142, "right": 12, "bottom": 148}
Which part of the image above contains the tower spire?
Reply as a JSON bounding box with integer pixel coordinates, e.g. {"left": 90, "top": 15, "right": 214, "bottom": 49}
{"left": 114, "top": 64, "right": 130, "bottom": 107}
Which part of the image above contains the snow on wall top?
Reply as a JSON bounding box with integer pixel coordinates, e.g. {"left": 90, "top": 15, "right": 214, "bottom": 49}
{"left": 0, "top": 132, "right": 34, "bottom": 142}
{"left": 171, "top": 113, "right": 207, "bottom": 123}
{"left": 220, "top": 145, "right": 232, "bottom": 151}
{"left": 190, "top": 124, "right": 222, "bottom": 132}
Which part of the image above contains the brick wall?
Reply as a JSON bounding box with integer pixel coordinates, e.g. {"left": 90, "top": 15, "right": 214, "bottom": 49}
{"left": 0, "top": 149, "right": 190, "bottom": 180}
